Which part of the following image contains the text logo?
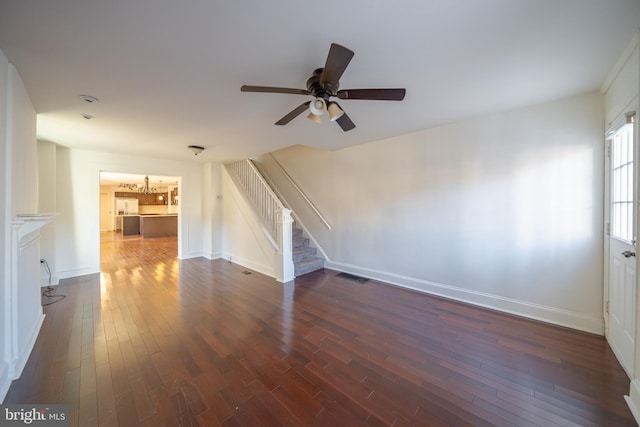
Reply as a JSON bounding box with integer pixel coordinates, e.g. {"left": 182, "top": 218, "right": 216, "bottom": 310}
{"left": 0, "top": 405, "right": 69, "bottom": 426}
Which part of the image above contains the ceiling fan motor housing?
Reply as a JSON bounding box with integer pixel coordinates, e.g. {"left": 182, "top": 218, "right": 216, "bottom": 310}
{"left": 306, "top": 68, "right": 336, "bottom": 100}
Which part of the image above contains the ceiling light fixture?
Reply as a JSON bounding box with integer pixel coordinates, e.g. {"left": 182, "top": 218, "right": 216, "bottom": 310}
{"left": 327, "top": 102, "right": 344, "bottom": 122}
{"left": 309, "top": 97, "right": 326, "bottom": 116}
{"left": 80, "top": 94, "right": 99, "bottom": 103}
{"left": 138, "top": 175, "right": 156, "bottom": 194}
{"left": 188, "top": 145, "right": 205, "bottom": 155}
{"left": 118, "top": 175, "right": 157, "bottom": 194}
{"left": 307, "top": 112, "right": 322, "bottom": 124}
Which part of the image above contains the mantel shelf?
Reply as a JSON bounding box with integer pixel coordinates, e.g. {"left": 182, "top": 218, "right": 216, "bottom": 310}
{"left": 12, "top": 213, "right": 57, "bottom": 242}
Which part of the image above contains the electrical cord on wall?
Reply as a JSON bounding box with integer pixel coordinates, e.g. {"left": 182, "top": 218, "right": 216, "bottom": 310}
{"left": 40, "top": 259, "right": 65, "bottom": 306}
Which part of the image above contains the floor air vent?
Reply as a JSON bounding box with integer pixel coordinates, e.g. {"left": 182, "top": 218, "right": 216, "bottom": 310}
{"left": 242, "top": 271, "right": 252, "bottom": 275}
{"left": 336, "top": 272, "right": 369, "bottom": 284}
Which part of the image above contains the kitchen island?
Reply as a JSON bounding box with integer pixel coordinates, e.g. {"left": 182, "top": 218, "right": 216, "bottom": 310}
{"left": 120, "top": 215, "right": 141, "bottom": 236}
{"left": 139, "top": 214, "right": 178, "bottom": 238}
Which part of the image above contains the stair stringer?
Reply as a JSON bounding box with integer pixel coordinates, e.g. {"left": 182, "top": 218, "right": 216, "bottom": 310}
{"left": 221, "top": 164, "right": 279, "bottom": 278}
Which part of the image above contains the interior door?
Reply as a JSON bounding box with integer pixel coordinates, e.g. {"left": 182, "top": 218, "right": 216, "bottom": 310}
{"left": 608, "top": 115, "right": 636, "bottom": 377}
{"left": 100, "top": 192, "right": 110, "bottom": 231}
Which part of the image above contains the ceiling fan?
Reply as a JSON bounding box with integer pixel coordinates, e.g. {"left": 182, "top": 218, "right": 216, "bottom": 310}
{"left": 241, "top": 43, "right": 406, "bottom": 131}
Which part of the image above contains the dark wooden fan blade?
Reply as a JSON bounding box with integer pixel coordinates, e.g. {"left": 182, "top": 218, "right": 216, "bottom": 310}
{"left": 320, "top": 43, "right": 354, "bottom": 89}
{"left": 241, "top": 85, "right": 311, "bottom": 96}
{"left": 275, "top": 101, "right": 311, "bottom": 125}
{"left": 335, "top": 105, "right": 355, "bottom": 131}
{"left": 336, "top": 88, "right": 406, "bottom": 101}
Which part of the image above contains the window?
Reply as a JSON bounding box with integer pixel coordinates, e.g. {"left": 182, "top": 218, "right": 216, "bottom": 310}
{"left": 611, "top": 115, "right": 635, "bottom": 242}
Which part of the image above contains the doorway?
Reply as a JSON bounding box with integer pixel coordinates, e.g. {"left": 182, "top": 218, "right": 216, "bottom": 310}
{"left": 606, "top": 112, "right": 637, "bottom": 377}
{"left": 98, "top": 171, "right": 180, "bottom": 260}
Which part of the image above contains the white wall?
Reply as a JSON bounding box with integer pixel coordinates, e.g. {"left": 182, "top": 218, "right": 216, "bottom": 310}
{"left": 0, "top": 44, "right": 11, "bottom": 404}
{"left": 50, "top": 147, "right": 209, "bottom": 279}
{"left": 0, "top": 48, "right": 42, "bottom": 401}
{"left": 257, "top": 91, "right": 605, "bottom": 333}
{"left": 38, "top": 141, "right": 57, "bottom": 285}
{"left": 9, "top": 69, "right": 37, "bottom": 217}
{"left": 220, "top": 165, "right": 276, "bottom": 277}
{"left": 203, "top": 161, "right": 223, "bottom": 259}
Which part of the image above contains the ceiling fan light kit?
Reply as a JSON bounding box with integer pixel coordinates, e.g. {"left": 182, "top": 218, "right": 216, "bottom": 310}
{"left": 327, "top": 102, "right": 344, "bottom": 122}
{"left": 309, "top": 97, "right": 326, "bottom": 116}
{"left": 307, "top": 112, "right": 322, "bottom": 123}
{"left": 241, "top": 43, "right": 406, "bottom": 131}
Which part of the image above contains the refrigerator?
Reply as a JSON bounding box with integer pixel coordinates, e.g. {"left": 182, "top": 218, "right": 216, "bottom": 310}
{"left": 115, "top": 198, "right": 139, "bottom": 231}
{"left": 115, "top": 198, "right": 139, "bottom": 215}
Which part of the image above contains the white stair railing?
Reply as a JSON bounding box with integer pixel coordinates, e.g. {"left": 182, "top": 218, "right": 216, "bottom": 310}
{"left": 265, "top": 153, "right": 331, "bottom": 230}
{"left": 225, "top": 159, "right": 294, "bottom": 282}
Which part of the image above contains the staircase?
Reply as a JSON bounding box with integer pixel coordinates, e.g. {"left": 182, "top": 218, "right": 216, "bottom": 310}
{"left": 292, "top": 227, "right": 324, "bottom": 276}
{"left": 226, "top": 158, "right": 324, "bottom": 279}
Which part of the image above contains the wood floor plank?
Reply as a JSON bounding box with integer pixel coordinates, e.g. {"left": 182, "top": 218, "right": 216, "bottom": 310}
{"left": 2, "top": 232, "right": 636, "bottom": 426}
{"left": 191, "top": 374, "right": 234, "bottom": 423}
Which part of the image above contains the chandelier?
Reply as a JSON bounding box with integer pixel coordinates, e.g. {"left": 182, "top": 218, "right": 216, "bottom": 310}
{"left": 118, "top": 175, "right": 157, "bottom": 194}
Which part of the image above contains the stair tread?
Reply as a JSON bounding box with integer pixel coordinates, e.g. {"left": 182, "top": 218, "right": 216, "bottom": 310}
{"left": 293, "top": 246, "right": 315, "bottom": 254}
{"left": 294, "top": 256, "right": 324, "bottom": 276}
{"left": 295, "top": 257, "right": 323, "bottom": 266}
{"left": 293, "top": 237, "right": 309, "bottom": 248}
{"left": 292, "top": 229, "right": 322, "bottom": 275}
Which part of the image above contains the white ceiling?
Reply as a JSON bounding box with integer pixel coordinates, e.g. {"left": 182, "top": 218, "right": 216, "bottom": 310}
{"left": 0, "top": 0, "right": 639, "bottom": 163}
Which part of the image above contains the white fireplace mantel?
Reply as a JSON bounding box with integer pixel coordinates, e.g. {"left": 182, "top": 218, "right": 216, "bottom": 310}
{"left": 12, "top": 214, "right": 57, "bottom": 243}
{"left": 4, "top": 213, "right": 57, "bottom": 384}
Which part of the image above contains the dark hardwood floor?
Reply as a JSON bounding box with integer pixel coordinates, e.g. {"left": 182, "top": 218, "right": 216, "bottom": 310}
{"left": 3, "top": 233, "right": 636, "bottom": 426}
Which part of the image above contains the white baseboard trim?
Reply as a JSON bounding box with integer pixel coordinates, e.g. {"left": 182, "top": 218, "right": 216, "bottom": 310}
{"left": 221, "top": 252, "right": 275, "bottom": 279}
{"left": 625, "top": 379, "right": 640, "bottom": 425}
{"left": 204, "top": 251, "right": 224, "bottom": 260}
{"left": 1, "top": 315, "right": 46, "bottom": 401}
{"left": 9, "top": 313, "right": 45, "bottom": 380}
{"left": 179, "top": 251, "right": 204, "bottom": 260}
{"left": 325, "top": 261, "right": 604, "bottom": 335}
{"left": 58, "top": 266, "right": 97, "bottom": 280}
{"left": 0, "top": 361, "right": 9, "bottom": 403}
{"left": 40, "top": 274, "right": 59, "bottom": 287}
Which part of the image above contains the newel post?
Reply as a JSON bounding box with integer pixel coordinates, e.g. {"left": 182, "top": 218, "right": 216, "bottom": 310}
{"left": 275, "top": 208, "right": 295, "bottom": 283}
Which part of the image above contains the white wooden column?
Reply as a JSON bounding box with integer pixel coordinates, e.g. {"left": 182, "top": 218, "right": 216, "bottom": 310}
{"left": 275, "top": 208, "right": 295, "bottom": 283}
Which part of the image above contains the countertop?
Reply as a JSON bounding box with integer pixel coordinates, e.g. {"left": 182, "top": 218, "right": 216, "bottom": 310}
{"left": 118, "top": 213, "right": 178, "bottom": 217}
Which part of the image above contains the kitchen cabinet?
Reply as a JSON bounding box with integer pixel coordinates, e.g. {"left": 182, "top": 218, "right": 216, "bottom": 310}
{"left": 114, "top": 192, "right": 168, "bottom": 205}
{"left": 115, "top": 192, "right": 138, "bottom": 198}
{"left": 140, "top": 214, "right": 177, "bottom": 238}
{"left": 121, "top": 215, "right": 140, "bottom": 236}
